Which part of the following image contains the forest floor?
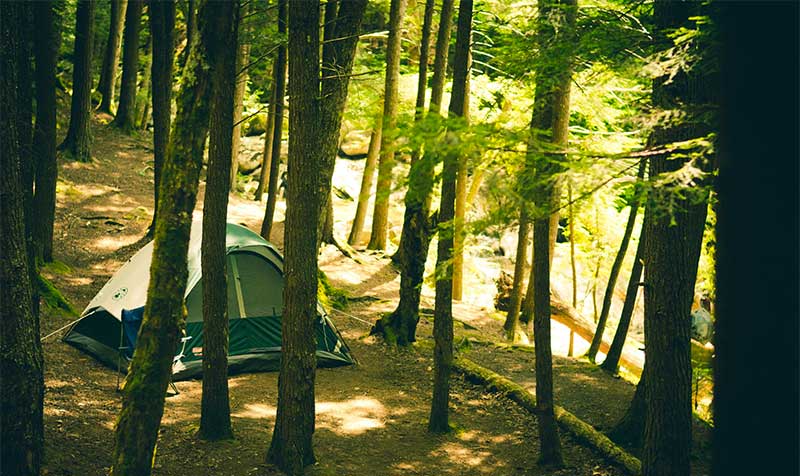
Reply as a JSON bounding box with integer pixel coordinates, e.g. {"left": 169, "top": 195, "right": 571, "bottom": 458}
{"left": 38, "top": 117, "right": 711, "bottom": 476}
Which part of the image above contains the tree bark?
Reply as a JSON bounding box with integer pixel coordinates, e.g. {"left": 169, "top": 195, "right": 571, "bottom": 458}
{"left": 0, "top": 4, "right": 44, "bottom": 473}
{"left": 367, "top": 0, "right": 408, "bottom": 250}
{"left": 601, "top": 223, "right": 645, "bottom": 373}
{"left": 587, "top": 159, "right": 646, "bottom": 362}
{"left": 148, "top": 0, "right": 176, "bottom": 235}
{"left": 347, "top": 120, "right": 381, "bottom": 245}
{"left": 371, "top": 0, "right": 444, "bottom": 342}
{"left": 608, "top": 365, "right": 647, "bottom": 448}
{"left": 109, "top": 0, "right": 218, "bottom": 472}
{"left": 230, "top": 12, "right": 251, "bottom": 192}
{"left": 714, "top": 4, "right": 799, "bottom": 474}
{"left": 254, "top": 64, "right": 278, "bottom": 200}
{"left": 266, "top": 1, "right": 323, "bottom": 472}
{"left": 640, "top": 3, "right": 713, "bottom": 475}
{"left": 179, "top": 0, "right": 197, "bottom": 70}
{"left": 136, "top": 34, "right": 153, "bottom": 130}
{"left": 199, "top": 0, "right": 239, "bottom": 442}
{"left": 260, "top": 0, "right": 287, "bottom": 242}
{"left": 429, "top": 0, "right": 472, "bottom": 434}
{"left": 60, "top": 0, "right": 96, "bottom": 162}
{"left": 99, "top": 0, "right": 128, "bottom": 113}
{"left": 32, "top": 0, "right": 61, "bottom": 263}
{"left": 503, "top": 208, "right": 530, "bottom": 337}
{"left": 113, "top": 0, "right": 143, "bottom": 132}
{"left": 452, "top": 62, "right": 471, "bottom": 301}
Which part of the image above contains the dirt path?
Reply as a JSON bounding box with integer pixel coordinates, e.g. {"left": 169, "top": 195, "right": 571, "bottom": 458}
{"left": 39, "top": 118, "right": 679, "bottom": 475}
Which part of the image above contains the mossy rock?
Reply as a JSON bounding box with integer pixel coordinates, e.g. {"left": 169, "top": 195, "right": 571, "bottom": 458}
{"left": 242, "top": 113, "right": 267, "bottom": 137}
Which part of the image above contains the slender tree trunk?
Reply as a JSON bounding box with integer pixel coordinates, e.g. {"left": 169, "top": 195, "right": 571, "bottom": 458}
{"left": 99, "top": 0, "right": 128, "bottom": 113}
{"left": 347, "top": 120, "right": 381, "bottom": 245}
{"left": 640, "top": 3, "right": 712, "bottom": 475}
{"left": 567, "top": 182, "right": 576, "bottom": 356}
{"left": 254, "top": 67, "right": 277, "bottom": 200}
{"left": 528, "top": 0, "right": 577, "bottom": 465}
{"left": 179, "top": 0, "right": 196, "bottom": 70}
{"left": 109, "top": 1, "right": 218, "bottom": 472}
{"left": 600, "top": 224, "right": 645, "bottom": 373}
{"left": 60, "top": 0, "right": 96, "bottom": 162}
{"left": 429, "top": 0, "right": 472, "bottom": 434}
{"left": 32, "top": 0, "right": 61, "bottom": 263}
{"left": 260, "top": 0, "right": 287, "bottom": 242}
{"left": 266, "top": 1, "right": 322, "bottom": 472}
{"left": 113, "top": 0, "right": 143, "bottom": 132}
{"left": 367, "top": 0, "right": 408, "bottom": 250}
{"left": 503, "top": 208, "right": 530, "bottom": 338}
{"left": 230, "top": 15, "right": 251, "bottom": 191}
{"left": 200, "top": 0, "right": 239, "bottom": 442}
{"left": 148, "top": 0, "right": 176, "bottom": 235}
{"left": 371, "top": 0, "right": 445, "bottom": 343}
{"left": 452, "top": 66, "right": 471, "bottom": 301}
{"left": 137, "top": 34, "right": 153, "bottom": 130}
{"left": 714, "top": 4, "right": 799, "bottom": 474}
{"left": 587, "top": 159, "right": 646, "bottom": 362}
{"left": 0, "top": 4, "right": 44, "bottom": 473}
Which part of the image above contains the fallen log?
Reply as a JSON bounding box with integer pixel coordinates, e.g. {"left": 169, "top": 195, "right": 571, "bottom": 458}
{"left": 453, "top": 356, "right": 642, "bottom": 476}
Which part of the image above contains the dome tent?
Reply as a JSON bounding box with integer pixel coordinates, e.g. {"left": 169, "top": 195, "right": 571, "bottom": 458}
{"left": 64, "top": 221, "right": 354, "bottom": 380}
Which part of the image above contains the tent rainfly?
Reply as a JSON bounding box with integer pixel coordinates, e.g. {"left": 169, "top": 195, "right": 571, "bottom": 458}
{"left": 64, "top": 221, "right": 354, "bottom": 380}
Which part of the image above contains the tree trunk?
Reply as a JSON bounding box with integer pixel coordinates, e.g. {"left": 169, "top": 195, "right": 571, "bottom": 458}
{"left": 254, "top": 66, "right": 277, "bottom": 200}
{"left": 714, "top": 4, "right": 798, "bottom": 474}
{"left": 148, "top": 0, "right": 176, "bottom": 235}
{"left": 640, "top": 3, "right": 713, "bottom": 475}
{"left": 587, "top": 159, "right": 646, "bottom": 362}
{"left": 0, "top": 4, "right": 44, "bottom": 473}
{"left": 367, "top": 0, "right": 408, "bottom": 250}
{"left": 99, "top": 0, "right": 128, "bottom": 113}
{"left": 503, "top": 208, "right": 530, "bottom": 337}
{"left": 109, "top": 0, "right": 218, "bottom": 472}
{"left": 199, "top": 0, "right": 239, "bottom": 442}
{"left": 528, "top": 0, "right": 577, "bottom": 465}
{"left": 60, "top": 0, "right": 95, "bottom": 162}
{"left": 316, "top": 0, "right": 369, "bottom": 249}
{"left": 608, "top": 366, "right": 647, "bottom": 448}
{"left": 137, "top": 34, "right": 152, "bottom": 130}
{"left": 567, "top": 182, "right": 576, "bottom": 356}
{"left": 600, "top": 224, "right": 645, "bottom": 373}
{"left": 266, "top": 1, "right": 322, "bottom": 472}
{"left": 230, "top": 17, "right": 251, "bottom": 191}
{"left": 452, "top": 65, "right": 471, "bottom": 301}
{"left": 179, "top": 0, "right": 196, "bottom": 70}
{"left": 370, "top": 0, "right": 445, "bottom": 343}
{"left": 429, "top": 0, "right": 472, "bottom": 434}
{"left": 113, "top": 0, "right": 143, "bottom": 132}
{"left": 32, "top": 0, "right": 61, "bottom": 263}
{"left": 347, "top": 120, "right": 381, "bottom": 245}
{"left": 260, "top": 0, "right": 287, "bottom": 242}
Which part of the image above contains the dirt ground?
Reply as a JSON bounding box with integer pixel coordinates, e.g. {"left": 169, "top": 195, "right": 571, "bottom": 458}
{"left": 39, "top": 118, "right": 708, "bottom": 475}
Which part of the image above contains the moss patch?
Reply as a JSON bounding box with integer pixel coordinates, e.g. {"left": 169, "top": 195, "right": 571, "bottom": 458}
{"left": 37, "top": 274, "right": 78, "bottom": 317}
{"left": 318, "top": 270, "right": 348, "bottom": 311}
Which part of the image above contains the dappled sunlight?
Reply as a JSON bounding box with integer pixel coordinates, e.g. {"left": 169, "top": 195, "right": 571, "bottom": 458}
{"left": 91, "top": 234, "right": 145, "bottom": 251}
{"left": 232, "top": 403, "right": 277, "bottom": 420}
{"left": 432, "top": 442, "right": 492, "bottom": 469}
{"left": 316, "top": 397, "right": 386, "bottom": 435}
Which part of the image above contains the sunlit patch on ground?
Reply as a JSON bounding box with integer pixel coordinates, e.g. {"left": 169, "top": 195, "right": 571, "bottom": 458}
{"left": 92, "top": 234, "right": 144, "bottom": 251}
{"left": 232, "top": 403, "right": 277, "bottom": 421}
{"left": 316, "top": 397, "right": 386, "bottom": 435}
{"left": 432, "top": 442, "right": 492, "bottom": 469}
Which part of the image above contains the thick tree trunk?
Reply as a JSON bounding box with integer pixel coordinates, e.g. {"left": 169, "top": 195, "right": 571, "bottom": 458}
{"left": 199, "top": 0, "right": 239, "bottom": 442}
{"left": 600, "top": 224, "right": 645, "bottom": 373}
{"left": 254, "top": 66, "right": 277, "bottom": 200}
{"left": 608, "top": 366, "right": 647, "bottom": 448}
{"left": 266, "top": 1, "right": 322, "bottom": 472}
{"left": 587, "top": 159, "right": 646, "bottom": 362}
{"left": 640, "top": 3, "right": 713, "bottom": 475}
{"left": 260, "top": 0, "right": 287, "bottom": 242}
{"left": 109, "top": 1, "right": 218, "bottom": 472}
{"left": 371, "top": 0, "right": 443, "bottom": 342}
{"left": 60, "top": 0, "right": 95, "bottom": 162}
{"left": 367, "top": 0, "right": 408, "bottom": 250}
{"left": 503, "top": 208, "right": 530, "bottom": 337}
{"left": 113, "top": 0, "right": 143, "bottom": 132}
{"left": 99, "top": 0, "right": 128, "bottom": 113}
{"left": 32, "top": 0, "right": 61, "bottom": 263}
{"left": 148, "top": 1, "right": 176, "bottom": 234}
{"left": 0, "top": 4, "right": 44, "bottom": 473}
{"left": 347, "top": 121, "right": 381, "bottom": 245}
{"left": 714, "top": 4, "right": 799, "bottom": 474}
{"left": 230, "top": 21, "right": 251, "bottom": 191}
{"left": 429, "top": 0, "right": 472, "bottom": 434}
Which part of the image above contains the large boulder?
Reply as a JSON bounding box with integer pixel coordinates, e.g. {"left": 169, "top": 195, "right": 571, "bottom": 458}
{"left": 339, "top": 129, "right": 371, "bottom": 159}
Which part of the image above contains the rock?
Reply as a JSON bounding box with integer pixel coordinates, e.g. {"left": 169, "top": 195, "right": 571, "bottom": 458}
{"left": 339, "top": 129, "right": 371, "bottom": 159}
{"left": 242, "top": 112, "right": 267, "bottom": 136}
{"left": 238, "top": 152, "right": 262, "bottom": 175}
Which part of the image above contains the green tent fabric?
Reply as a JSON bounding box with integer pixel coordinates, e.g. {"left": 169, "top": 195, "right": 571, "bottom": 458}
{"left": 63, "top": 221, "right": 354, "bottom": 380}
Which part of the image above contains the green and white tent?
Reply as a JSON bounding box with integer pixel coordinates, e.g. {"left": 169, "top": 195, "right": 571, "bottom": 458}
{"left": 64, "top": 221, "right": 354, "bottom": 380}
